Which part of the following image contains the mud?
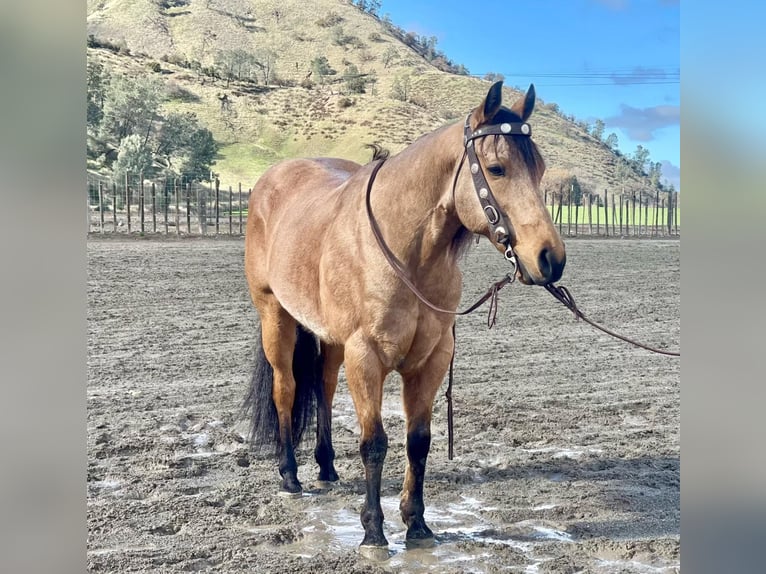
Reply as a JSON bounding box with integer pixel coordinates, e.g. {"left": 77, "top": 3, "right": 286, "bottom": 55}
{"left": 87, "top": 237, "right": 680, "bottom": 573}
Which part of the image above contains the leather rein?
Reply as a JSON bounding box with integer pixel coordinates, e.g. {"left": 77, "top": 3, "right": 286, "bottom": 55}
{"left": 363, "top": 113, "right": 680, "bottom": 459}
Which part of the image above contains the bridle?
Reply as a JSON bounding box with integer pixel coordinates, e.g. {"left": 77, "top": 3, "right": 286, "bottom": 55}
{"left": 460, "top": 113, "right": 534, "bottom": 274}
{"left": 364, "top": 113, "right": 530, "bottom": 324}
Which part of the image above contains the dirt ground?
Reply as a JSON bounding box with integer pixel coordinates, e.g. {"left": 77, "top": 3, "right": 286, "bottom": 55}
{"left": 87, "top": 236, "right": 680, "bottom": 573}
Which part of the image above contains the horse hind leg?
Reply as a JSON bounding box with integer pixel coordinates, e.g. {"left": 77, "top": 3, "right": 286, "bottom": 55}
{"left": 246, "top": 299, "right": 319, "bottom": 496}
{"left": 314, "top": 342, "right": 343, "bottom": 485}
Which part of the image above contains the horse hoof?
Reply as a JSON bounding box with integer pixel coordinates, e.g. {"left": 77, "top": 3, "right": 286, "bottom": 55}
{"left": 277, "top": 489, "right": 303, "bottom": 499}
{"left": 359, "top": 544, "right": 390, "bottom": 561}
{"left": 405, "top": 535, "right": 435, "bottom": 549}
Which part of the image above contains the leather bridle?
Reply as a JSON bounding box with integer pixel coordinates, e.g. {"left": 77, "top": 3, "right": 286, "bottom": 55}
{"left": 460, "top": 113, "right": 534, "bottom": 273}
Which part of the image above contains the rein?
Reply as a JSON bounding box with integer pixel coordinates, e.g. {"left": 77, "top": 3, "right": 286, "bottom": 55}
{"left": 544, "top": 283, "right": 681, "bottom": 357}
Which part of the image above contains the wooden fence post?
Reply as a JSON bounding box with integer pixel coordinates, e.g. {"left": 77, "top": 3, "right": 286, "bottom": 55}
{"left": 175, "top": 179, "right": 180, "bottom": 236}
{"left": 151, "top": 183, "right": 157, "bottom": 233}
{"left": 112, "top": 182, "right": 117, "bottom": 231}
{"left": 199, "top": 185, "right": 207, "bottom": 234}
{"left": 229, "top": 185, "right": 233, "bottom": 235}
{"left": 186, "top": 182, "right": 191, "bottom": 233}
{"left": 567, "top": 188, "right": 572, "bottom": 236}
{"left": 164, "top": 180, "right": 170, "bottom": 234}
{"left": 588, "top": 193, "right": 593, "bottom": 236}
{"left": 139, "top": 174, "right": 145, "bottom": 234}
{"left": 618, "top": 194, "right": 623, "bottom": 236}
{"left": 239, "top": 183, "right": 243, "bottom": 235}
{"left": 125, "top": 173, "right": 131, "bottom": 233}
{"left": 98, "top": 181, "right": 105, "bottom": 233}
{"left": 215, "top": 178, "right": 220, "bottom": 235}
{"left": 604, "top": 190, "right": 609, "bottom": 237}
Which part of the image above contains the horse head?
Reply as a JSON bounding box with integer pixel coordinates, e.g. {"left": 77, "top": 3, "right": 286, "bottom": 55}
{"left": 454, "top": 81, "right": 566, "bottom": 285}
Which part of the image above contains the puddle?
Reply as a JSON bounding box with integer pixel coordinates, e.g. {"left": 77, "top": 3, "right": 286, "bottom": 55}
{"left": 250, "top": 493, "right": 574, "bottom": 571}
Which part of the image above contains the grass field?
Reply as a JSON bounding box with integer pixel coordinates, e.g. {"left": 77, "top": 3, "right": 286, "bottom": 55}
{"left": 547, "top": 204, "right": 680, "bottom": 230}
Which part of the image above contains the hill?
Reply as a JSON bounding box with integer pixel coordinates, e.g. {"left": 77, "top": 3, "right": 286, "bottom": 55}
{"left": 86, "top": 0, "right": 661, "bottom": 197}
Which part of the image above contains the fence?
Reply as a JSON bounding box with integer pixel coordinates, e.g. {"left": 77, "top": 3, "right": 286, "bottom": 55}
{"left": 87, "top": 173, "right": 251, "bottom": 235}
{"left": 87, "top": 173, "right": 680, "bottom": 237}
{"left": 544, "top": 189, "right": 680, "bottom": 238}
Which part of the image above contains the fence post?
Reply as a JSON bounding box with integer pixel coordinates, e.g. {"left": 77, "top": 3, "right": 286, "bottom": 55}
{"left": 228, "top": 185, "right": 233, "bottom": 235}
{"left": 239, "top": 183, "right": 243, "bottom": 235}
{"left": 603, "top": 190, "right": 609, "bottom": 237}
{"left": 151, "top": 183, "right": 157, "bottom": 233}
{"left": 567, "top": 187, "right": 572, "bottom": 236}
{"left": 164, "top": 180, "right": 170, "bottom": 234}
{"left": 112, "top": 182, "right": 117, "bottom": 231}
{"left": 618, "top": 194, "right": 623, "bottom": 236}
{"left": 588, "top": 193, "right": 593, "bottom": 235}
{"left": 175, "top": 179, "right": 180, "bottom": 236}
{"left": 139, "top": 173, "right": 145, "bottom": 234}
{"left": 98, "top": 181, "right": 105, "bottom": 233}
{"left": 215, "top": 178, "right": 220, "bottom": 235}
{"left": 186, "top": 182, "right": 191, "bottom": 233}
{"left": 125, "top": 173, "right": 131, "bottom": 233}
{"left": 199, "top": 184, "right": 207, "bottom": 234}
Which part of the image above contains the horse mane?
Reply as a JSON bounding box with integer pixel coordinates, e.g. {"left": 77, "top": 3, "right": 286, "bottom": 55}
{"left": 364, "top": 143, "right": 390, "bottom": 162}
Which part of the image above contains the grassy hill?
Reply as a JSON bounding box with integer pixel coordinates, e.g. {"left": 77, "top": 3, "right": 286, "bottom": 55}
{"left": 86, "top": 0, "right": 656, "bottom": 195}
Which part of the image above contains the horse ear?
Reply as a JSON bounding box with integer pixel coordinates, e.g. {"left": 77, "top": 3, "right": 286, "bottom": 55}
{"left": 471, "top": 80, "right": 504, "bottom": 128}
{"left": 510, "top": 84, "right": 536, "bottom": 122}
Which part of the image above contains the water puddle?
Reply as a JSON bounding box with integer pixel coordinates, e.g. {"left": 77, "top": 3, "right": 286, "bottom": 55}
{"left": 249, "top": 494, "right": 573, "bottom": 571}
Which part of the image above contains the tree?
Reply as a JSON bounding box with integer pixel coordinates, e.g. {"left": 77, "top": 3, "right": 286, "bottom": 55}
{"left": 180, "top": 128, "right": 219, "bottom": 182}
{"left": 483, "top": 72, "right": 505, "bottom": 83}
{"left": 343, "top": 64, "right": 366, "bottom": 93}
{"left": 254, "top": 49, "right": 277, "bottom": 84}
{"left": 605, "top": 132, "right": 619, "bottom": 151}
{"left": 592, "top": 119, "right": 605, "bottom": 142}
{"left": 100, "top": 74, "right": 163, "bottom": 142}
{"left": 310, "top": 56, "right": 336, "bottom": 84}
{"left": 152, "top": 111, "right": 199, "bottom": 166}
{"left": 632, "top": 145, "right": 651, "bottom": 175}
{"left": 390, "top": 73, "right": 412, "bottom": 102}
{"left": 87, "top": 59, "right": 110, "bottom": 133}
{"left": 113, "top": 134, "right": 153, "bottom": 178}
{"left": 382, "top": 46, "right": 397, "bottom": 68}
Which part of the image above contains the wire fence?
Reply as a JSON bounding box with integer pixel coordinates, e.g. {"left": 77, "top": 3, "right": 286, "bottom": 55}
{"left": 87, "top": 173, "right": 680, "bottom": 237}
{"left": 87, "top": 172, "right": 251, "bottom": 235}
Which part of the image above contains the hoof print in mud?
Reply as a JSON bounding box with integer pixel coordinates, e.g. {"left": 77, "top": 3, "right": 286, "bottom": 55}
{"left": 359, "top": 545, "right": 391, "bottom": 562}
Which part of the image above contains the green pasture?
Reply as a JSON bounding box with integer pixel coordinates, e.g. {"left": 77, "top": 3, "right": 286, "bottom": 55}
{"left": 547, "top": 205, "right": 680, "bottom": 228}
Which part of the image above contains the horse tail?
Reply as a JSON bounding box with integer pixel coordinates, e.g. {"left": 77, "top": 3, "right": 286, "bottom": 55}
{"left": 243, "top": 324, "right": 322, "bottom": 454}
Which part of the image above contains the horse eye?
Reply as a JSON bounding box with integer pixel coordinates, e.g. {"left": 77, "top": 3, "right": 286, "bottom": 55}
{"left": 487, "top": 165, "right": 505, "bottom": 177}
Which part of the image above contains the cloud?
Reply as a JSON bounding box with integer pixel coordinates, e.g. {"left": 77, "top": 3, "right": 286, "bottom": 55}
{"left": 606, "top": 104, "right": 680, "bottom": 141}
{"left": 661, "top": 160, "right": 681, "bottom": 190}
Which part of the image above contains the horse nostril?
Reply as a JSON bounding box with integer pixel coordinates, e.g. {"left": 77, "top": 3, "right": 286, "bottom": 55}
{"left": 539, "top": 248, "right": 565, "bottom": 283}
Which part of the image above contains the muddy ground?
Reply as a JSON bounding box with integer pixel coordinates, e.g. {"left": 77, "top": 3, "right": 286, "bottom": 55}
{"left": 87, "top": 237, "right": 680, "bottom": 573}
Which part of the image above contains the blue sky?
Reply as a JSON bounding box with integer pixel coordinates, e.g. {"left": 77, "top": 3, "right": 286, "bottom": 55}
{"left": 380, "top": 0, "right": 680, "bottom": 189}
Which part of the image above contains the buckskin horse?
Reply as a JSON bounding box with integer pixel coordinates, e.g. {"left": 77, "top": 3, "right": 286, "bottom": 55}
{"left": 243, "top": 81, "right": 566, "bottom": 558}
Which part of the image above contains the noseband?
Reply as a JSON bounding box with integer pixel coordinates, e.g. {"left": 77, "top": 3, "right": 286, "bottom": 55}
{"left": 458, "top": 113, "right": 533, "bottom": 275}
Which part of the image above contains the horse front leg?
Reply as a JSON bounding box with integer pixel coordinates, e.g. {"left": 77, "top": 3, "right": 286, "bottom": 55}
{"left": 344, "top": 332, "right": 389, "bottom": 559}
{"left": 315, "top": 342, "right": 343, "bottom": 484}
{"left": 399, "top": 327, "right": 454, "bottom": 547}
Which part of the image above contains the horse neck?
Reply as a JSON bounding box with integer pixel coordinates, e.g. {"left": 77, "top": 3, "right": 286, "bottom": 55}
{"left": 372, "top": 122, "right": 466, "bottom": 268}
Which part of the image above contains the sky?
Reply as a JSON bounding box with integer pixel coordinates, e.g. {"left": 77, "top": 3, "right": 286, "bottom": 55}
{"left": 379, "top": 0, "right": 680, "bottom": 190}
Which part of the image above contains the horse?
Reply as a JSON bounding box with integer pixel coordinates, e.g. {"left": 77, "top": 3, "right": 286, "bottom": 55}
{"left": 243, "top": 81, "right": 566, "bottom": 558}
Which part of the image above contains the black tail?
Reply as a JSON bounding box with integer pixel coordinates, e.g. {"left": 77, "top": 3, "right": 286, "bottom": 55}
{"left": 243, "top": 324, "right": 323, "bottom": 454}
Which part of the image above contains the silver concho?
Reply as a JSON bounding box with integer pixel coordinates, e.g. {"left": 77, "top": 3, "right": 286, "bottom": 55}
{"left": 500, "top": 123, "right": 512, "bottom": 133}
{"left": 470, "top": 163, "right": 479, "bottom": 174}
{"left": 479, "top": 187, "right": 488, "bottom": 199}
{"left": 521, "top": 123, "right": 530, "bottom": 135}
